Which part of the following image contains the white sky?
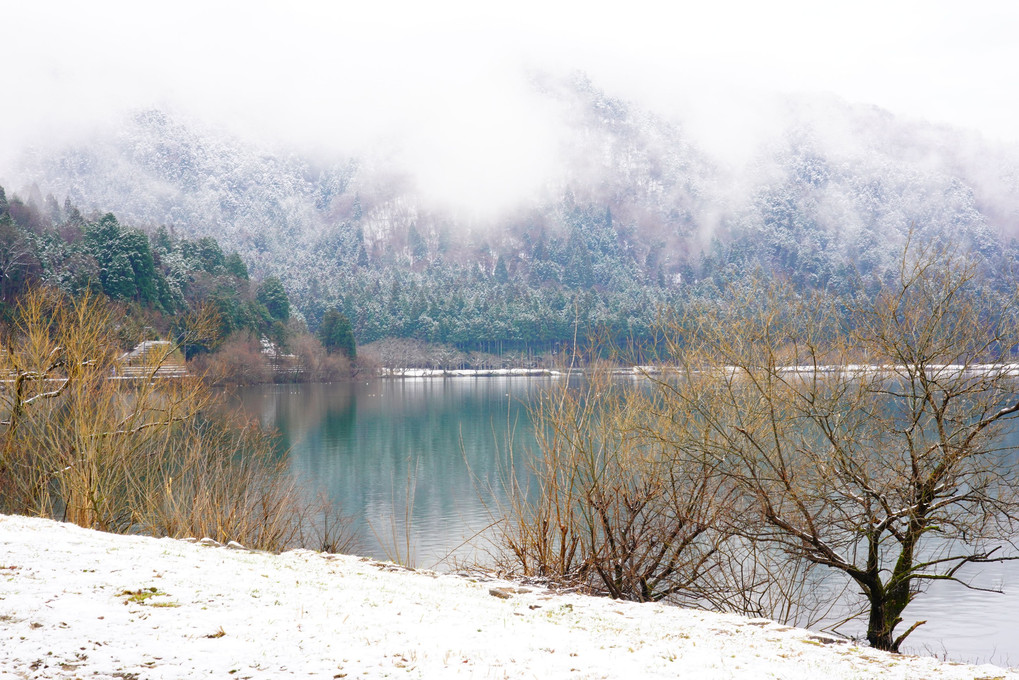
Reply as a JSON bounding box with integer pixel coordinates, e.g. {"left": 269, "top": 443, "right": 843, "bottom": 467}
{"left": 3, "top": 0, "right": 1018, "bottom": 212}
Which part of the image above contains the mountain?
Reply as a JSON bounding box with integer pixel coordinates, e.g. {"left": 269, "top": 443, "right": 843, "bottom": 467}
{"left": 5, "top": 73, "right": 1019, "bottom": 351}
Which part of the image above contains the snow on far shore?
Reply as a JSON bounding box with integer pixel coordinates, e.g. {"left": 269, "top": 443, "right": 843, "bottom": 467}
{"left": 1, "top": 515, "right": 1015, "bottom": 680}
{"left": 379, "top": 368, "right": 562, "bottom": 378}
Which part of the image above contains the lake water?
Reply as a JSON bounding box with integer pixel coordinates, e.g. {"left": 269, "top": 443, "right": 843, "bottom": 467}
{"left": 233, "top": 378, "right": 547, "bottom": 568}
{"left": 232, "top": 378, "right": 1019, "bottom": 667}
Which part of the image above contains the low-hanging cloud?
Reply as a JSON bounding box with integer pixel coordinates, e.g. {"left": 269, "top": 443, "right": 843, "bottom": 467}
{"left": 4, "top": 0, "right": 1019, "bottom": 216}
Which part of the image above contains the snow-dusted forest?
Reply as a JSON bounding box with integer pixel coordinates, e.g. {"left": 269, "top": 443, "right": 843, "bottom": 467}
{"left": 3, "top": 73, "right": 1019, "bottom": 353}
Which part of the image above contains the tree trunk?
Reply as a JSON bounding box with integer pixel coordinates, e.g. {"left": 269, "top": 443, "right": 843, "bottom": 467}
{"left": 866, "top": 544, "right": 916, "bottom": 652}
{"left": 865, "top": 598, "right": 901, "bottom": 652}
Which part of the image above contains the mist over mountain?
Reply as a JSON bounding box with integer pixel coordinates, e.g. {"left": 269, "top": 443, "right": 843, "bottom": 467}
{"left": 5, "top": 72, "right": 1019, "bottom": 351}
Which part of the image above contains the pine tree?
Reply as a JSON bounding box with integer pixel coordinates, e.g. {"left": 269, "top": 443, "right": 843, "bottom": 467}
{"left": 318, "top": 307, "right": 356, "bottom": 359}
{"left": 122, "top": 228, "right": 160, "bottom": 307}
{"left": 494, "top": 255, "right": 509, "bottom": 283}
{"left": 225, "top": 252, "right": 249, "bottom": 280}
{"left": 0, "top": 187, "right": 9, "bottom": 226}
{"left": 256, "top": 276, "right": 290, "bottom": 322}
{"left": 153, "top": 225, "right": 173, "bottom": 255}
{"left": 102, "top": 250, "right": 138, "bottom": 300}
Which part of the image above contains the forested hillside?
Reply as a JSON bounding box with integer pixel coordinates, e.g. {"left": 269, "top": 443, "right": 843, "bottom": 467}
{"left": 0, "top": 188, "right": 284, "bottom": 356}
{"left": 5, "top": 73, "right": 1019, "bottom": 354}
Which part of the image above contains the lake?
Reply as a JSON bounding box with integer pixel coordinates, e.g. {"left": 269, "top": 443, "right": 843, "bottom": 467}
{"left": 232, "top": 378, "right": 1019, "bottom": 667}
{"left": 232, "top": 378, "right": 547, "bottom": 568}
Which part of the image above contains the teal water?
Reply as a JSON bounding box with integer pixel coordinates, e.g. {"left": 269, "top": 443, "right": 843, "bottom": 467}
{"left": 232, "top": 378, "right": 1019, "bottom": 667}
{"left": 232, "top": 378, "right": 547, "bottom": 569}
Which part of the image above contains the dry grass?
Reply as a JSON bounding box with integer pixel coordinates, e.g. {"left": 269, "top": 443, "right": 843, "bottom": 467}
{"left": 367, "top": 455, "right": 419, "bottom": 567}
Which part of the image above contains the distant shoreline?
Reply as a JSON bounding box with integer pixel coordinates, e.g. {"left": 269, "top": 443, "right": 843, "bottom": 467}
{"left": 378, "top": 367, "right": 562, "bottom": 378}
{"left": 377, "top": 363, "right": 1019, "bottom": 380}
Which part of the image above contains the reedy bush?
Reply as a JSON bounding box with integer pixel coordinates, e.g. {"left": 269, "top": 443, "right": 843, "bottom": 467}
{"left": 496, "top": 367, "right": 736, "bottom": 603}
{"left": 0, "top": 287, "right": 353, "bottom": 553}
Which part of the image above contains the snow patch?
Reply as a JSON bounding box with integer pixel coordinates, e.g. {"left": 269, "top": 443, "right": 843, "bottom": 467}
{"left": 0, "top": 514, "right": 1014, "bottom": 679}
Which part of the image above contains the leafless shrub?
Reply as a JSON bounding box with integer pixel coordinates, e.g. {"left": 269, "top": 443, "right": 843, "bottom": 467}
{"left": 198, "top": 333, "right": 272, "bottom": 385}
{"left": 0, "top": 287, "right": 353, "bottom": 553}
{"left": 289, "top": 332, "right": 351, "bottom": 382}
{"left": 495, "top": 239, "right": 1019, "bottom": 654}
{"left": 495, "top": 367, "right": 736, "bottom": 602}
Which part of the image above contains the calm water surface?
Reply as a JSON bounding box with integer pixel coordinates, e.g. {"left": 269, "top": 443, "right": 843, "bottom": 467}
{"left": 233, "top": 378, "right": 544, "bottom": 568}
{"left": 232, "top": 379, "right": 1019, "bottom": 667}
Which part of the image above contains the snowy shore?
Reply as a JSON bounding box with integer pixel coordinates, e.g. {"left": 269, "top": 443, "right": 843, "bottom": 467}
{"left": 1, "top": 515, "right": 1015, "bottom": 679}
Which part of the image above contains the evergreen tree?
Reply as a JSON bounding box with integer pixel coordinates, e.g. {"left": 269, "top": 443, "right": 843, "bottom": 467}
{"left": 256, "top": 276, "right": 290, "bottom": 322}
{"left": 494, "top": 255, "right": 509, "bottom": 283}
{"left": 408, "top": 225, "right": 427, "bottom": 260}
{"left": 63, "top": 203, "right": 85, "bottom": 230}
{"left": 197, "top": 237, "right": 226, "bottom": 273}
{"left": 86, "top": 214, "right": 133, "bottom": 300}
{"left": 45, "top": 195, "right": 62, "bottom": 227}
{"left": 121, "top": 228, "right": 161, "bottom": 307}
{"left": 225, "top": 252, "right": 249, "bottom": 280}
{"left": 318, "top": 307, "right": 356, "bottom": 358}
{"left": 103, "top": 250, "right": 138, "bottom": 300}
{"left": 152, "top": 225, "right": 173, "bottom": 255}
{"left": 0, "top": 187, "right": 9, "bottom": 226}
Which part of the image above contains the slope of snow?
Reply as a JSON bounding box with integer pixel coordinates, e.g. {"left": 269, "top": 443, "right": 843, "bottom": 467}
{"left": 0, "top": 514, "right": 1014, "bottom": 679}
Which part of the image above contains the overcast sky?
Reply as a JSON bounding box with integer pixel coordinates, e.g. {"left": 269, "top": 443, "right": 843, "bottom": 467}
{"left": 4, "top": 0, "right": 1018, "bottom": 212}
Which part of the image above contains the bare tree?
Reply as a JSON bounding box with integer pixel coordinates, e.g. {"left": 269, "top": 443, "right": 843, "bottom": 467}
{"left": 0, "top": 287, "right": 211, "bottom": 526}
{"left": 0, "top": 220, "right": 35, "bottom": 301}
{"left": 0, "top": 287, "right": 346, "bottom": 552}
{"left": 656, "top": 242, "right": 1019, "bottom": 651}
{"left": 496, "top": 367, "right": 735, "bottom": 603}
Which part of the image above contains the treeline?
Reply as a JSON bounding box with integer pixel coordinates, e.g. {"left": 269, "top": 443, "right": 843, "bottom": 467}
{"left": 296, "top": 193, "right": 1019, "bottom": 361}
{"left": 206, "top": 81, "right": 1019, "bottom": 356}
{"left": 0, "top": 184, "right": 356, "bottom": 381}
{"left": 298, "top": 202, "right": 682, "bottom": 358}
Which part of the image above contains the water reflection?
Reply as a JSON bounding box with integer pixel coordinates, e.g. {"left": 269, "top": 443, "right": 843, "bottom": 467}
{"left": 233, "top": 378, "right": 547, "bottom": 568}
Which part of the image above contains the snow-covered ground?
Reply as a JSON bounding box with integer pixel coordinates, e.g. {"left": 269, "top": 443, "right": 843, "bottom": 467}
{"left": 1, "top": 515, "right": 1014, "bottom": 680}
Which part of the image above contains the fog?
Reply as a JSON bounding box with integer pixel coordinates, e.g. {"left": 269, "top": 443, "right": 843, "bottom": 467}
{"left": 4, "top": 0, "right": 1019, "bottom": 215}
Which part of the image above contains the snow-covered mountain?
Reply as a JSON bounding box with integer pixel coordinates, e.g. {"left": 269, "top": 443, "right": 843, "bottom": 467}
{"left": 5, "top": 73, "right": 1019, "bottom": 345}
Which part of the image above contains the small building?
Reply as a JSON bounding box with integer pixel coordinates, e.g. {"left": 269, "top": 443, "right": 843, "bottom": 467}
{"left": 115, "top": 341, "right": 187, "bottom": 378}
{"left": 260, "top": 336, "right": 299, "bottom": 375}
